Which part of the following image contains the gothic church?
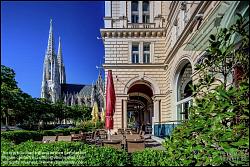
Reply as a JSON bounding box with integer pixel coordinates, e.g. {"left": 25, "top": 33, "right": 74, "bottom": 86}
{"left": 41, "top": 20, "right": 104, "bottom": 110}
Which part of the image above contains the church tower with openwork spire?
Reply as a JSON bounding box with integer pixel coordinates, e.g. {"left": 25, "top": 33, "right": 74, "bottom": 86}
{"left": 57, "top": 36, "right": 66, "bottom": 84}
{"left": 41, "top": 19, "right": 61, "bottom": 102}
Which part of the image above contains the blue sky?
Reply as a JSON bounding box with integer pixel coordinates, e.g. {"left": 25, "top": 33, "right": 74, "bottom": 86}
{"left": 1, "top": 1, "right": 105, "bottom": 98}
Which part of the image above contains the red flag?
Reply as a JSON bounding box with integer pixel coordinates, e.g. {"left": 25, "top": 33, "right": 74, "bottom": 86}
{"left": 105, "top": 70, "right": 116, "bottom": 130}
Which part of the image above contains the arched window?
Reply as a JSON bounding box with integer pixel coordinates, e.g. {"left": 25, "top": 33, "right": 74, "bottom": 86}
{"left": 176, "top": 62, "right": 193, "bottom": 121}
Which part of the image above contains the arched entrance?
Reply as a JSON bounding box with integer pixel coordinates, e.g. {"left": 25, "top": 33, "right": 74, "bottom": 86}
{"left": 127, "top": 82, "right": 154, "bottom": 131}
{"left": 174, "top": 59, "right": 193, "bottom": 121}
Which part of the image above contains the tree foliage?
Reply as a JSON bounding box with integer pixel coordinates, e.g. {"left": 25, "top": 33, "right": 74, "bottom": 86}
{"left": 162, "top": 14, "right": 249, "bottom": 166}
{"left": 1, "top": 65, "right": 92, "bottom": 130}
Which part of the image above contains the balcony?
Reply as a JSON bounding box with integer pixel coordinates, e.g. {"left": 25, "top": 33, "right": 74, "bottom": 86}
{"left": 128, "top": 23, "right": 155, "bottom": 29}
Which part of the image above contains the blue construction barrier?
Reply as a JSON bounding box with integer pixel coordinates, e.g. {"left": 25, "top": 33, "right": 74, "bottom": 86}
{"left": 154, "top": 123, "right": 180, "bottom": 138}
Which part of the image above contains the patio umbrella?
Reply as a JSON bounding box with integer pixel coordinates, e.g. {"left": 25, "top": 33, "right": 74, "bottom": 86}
{"left": 105, "top": 70, "right": 116, "bottom": 138}
{"left": 101, "top": 107, "right": 105, "bottom": 122}
{"left": 91, "top": 101, "right": 99, "bottom": 126}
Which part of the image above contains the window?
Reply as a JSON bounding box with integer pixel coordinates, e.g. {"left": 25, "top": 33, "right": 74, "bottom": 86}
{"left": 132, "top": 44, "right": 139, "bottom": 63}
{"left": 143, "top": 15, "right": 150, "bottom": 23}
{"left": 143, "top": 1, "right": 149, "bottom": 11}
{"left": 131, "top": 1, "right": 150, "bottom": 24}
{"left": 143, "top": 1, "right": 150, "bottom": 23}
{"left": 143, "top": 43, "right": 150, "bottom": 63}
{"left": 176, "top": 62, "right": 192, "bottom": 121}
{"left": 132, "top": 1, "right": 139, "bottom": 23}
{"left": 132, "top": 1, "right": 138, "bottom": 11}
{"left": 132, "top": 15, "right": 139, "bottom": 23}
{"left": 130, "top": 42, "right": 152, "bottom": 64}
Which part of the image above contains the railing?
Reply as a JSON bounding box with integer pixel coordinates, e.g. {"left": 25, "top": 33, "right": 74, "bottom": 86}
{"left": 127, "top": 23, "right": 155, "bottom": 28}
{"left": 153, "top": 120, "right": 187, "bottom": 138}
{"left": 176, "top": 97, "right": 192, "bottom": 121}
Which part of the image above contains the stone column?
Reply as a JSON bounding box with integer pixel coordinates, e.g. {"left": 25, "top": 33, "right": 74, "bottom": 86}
{"left": 139, "top": 1, "right": 143, "bottom": 23}
{"left": 153, "top": 99, "right": 160, "bottom": 123}
{"left": 152, "top": 97, "right": 160, "bottom": 136}
{"left": 123, "top": 99, "right": 128, "bottom": 129}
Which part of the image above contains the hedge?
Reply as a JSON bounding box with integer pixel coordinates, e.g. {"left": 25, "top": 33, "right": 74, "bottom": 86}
{"left": 131, "top": 149, "right": 170, "bottom": 166}
{"left": 1, "top": 121, "right": 104, "bottom": 144}
{"left": 1, "top": 140, "right": 129, "bottom": 166}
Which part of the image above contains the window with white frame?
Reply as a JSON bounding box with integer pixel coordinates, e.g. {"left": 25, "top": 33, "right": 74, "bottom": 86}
{"left": 131, "top": 1, "right": 139, "bottom": 23}
{"left": 131, "top": 1, "right": 150, "bottom": 24}
{"left": 143, "top": 43, "right": 150, "bottom": 63}
{"left": 132, "top": 43, "right": 139, "bottom": 63}
{"left": 143, "top": 1, "right": 150, "bottom": 23}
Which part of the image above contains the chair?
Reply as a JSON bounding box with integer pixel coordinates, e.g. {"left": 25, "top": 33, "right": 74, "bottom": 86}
{"left": 140, "top": 131, "right": 145, "bottom": 139}
{"left": 126, "top": 139, "right": 145, "bottom": 153}
{"left": 71, "top": 134, "right": 83, "bottom": 141}
{"left": 102, "top": 140, "right": 122, "bottom": 150}
{"left": 118, "top": 128, "right": 124, "bottom": 134}
{"left": 42, "top": 136, "right": 57, "bottom": 143}
{"left": 57, "top": 135, "right": 72, "bottom": 142}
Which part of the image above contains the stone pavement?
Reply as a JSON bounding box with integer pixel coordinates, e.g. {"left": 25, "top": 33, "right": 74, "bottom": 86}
{"left": 144, "top": 134, "right": 166, "bottom": 150}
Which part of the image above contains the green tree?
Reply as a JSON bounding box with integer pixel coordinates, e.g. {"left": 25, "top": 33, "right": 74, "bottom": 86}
{"left": 1, "top": 65, "right": 22, "bottom": 127}
{"left": 163, "top": 15, "right": 249, "bottom": 166}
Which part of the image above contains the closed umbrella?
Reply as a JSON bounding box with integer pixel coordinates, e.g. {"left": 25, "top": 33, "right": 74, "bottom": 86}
{"left": 105, "top": 70, "right": 116, "bottom": 139}
{"left": 91, "top": 102, "right": 99, "bottom": 126}
{"left": 101, "top": 107, "right": 105, "bottom": 122}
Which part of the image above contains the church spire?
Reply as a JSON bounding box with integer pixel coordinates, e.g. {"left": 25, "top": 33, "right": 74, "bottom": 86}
{"left": 41, "top": 19, "right": 61, "bottom": 103}
{"left": 57, "top": 36, "right": 66, "bottom": 84}
{"left": 47, "top": 19, "right": 54, "bottom": 57}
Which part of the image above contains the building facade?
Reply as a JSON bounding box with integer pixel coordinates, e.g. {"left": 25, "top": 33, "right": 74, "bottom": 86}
{"left": 41, "top": 20, "right": 105, "bottom": 110}
{"left": 100, "top": 1, "right": 249, "bottom": 136}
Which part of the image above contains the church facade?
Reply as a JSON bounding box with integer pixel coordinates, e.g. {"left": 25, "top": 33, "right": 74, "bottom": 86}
{"left": 100, "top": 1, "right": 249, "bottom": 136}
{"left": 41, "top": 20, "right": 104, "bottom": 110}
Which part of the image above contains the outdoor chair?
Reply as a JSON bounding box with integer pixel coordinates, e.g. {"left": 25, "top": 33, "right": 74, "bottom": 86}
{"left": 126, "top": 139, "right": 145, "bottom": 153}
{"left": 85, "top": 132, "right": 97, "bottom": 144}
{"left": 118, "top": 128, "right": 124, "bottom": 134}
{"left": 71, "top": 134, "right": 83, "bottom": 141}
{"left": 79, "top": 132, "right": 87, "bottom": 140}
{"left": 42, "top": 136, "right": 57, "bottom": 143}
{"left": 102, "top": 139, "right": 122, "bottom": 150}
{"left": 140, "top": 131, "right": 145, "bottom": 139}
{"left": 57, "top": 135, "right": 72, "bottom": 142}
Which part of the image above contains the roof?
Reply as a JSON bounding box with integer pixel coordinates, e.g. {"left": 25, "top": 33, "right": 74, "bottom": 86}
{"left": 61, "top": 84, "right": 92, "bottom": 96}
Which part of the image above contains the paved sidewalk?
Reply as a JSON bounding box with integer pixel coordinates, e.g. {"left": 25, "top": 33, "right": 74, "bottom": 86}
{"left": 145, "top": 135, "right": 166, "bottom": 150}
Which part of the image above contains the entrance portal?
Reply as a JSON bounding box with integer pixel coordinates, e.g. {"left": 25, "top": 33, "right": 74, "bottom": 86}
{"left": 127, "top": 83, "right": 153, "bottom": 131}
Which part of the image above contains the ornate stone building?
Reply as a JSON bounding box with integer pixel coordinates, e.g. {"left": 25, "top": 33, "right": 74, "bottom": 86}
{"left": 41, "top": 20, "right": 104, "bottom": 110}
{"left": 100, "top": 1, "right": 249, "bottom": 136}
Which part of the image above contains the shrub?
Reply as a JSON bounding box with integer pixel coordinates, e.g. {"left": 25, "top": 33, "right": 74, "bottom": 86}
{"left": 162, "top": 82, "right": 249, "bottom": 166}
{"left": 1, "top": 128, "right": 84, "bottom": 144}
{"left": 76, "top": 120, "right": 104, "bottom": 131}
{"left": 1, "top": 130, "right": 43, "bottom": 144}
{"left": 1, "top": 140, "right": 129, "bottom": 166}
{"left": 1, "top": 120, "right": 105, "bottom": 144}
{"left": 131, "top": 149, "right": 170, "bottom": 166}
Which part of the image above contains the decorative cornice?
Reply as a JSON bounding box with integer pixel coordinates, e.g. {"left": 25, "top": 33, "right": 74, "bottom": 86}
{"left": 103, "top": 63, "right": 167, "bottom": 69}
{"left": 100, "top": 28, "right": 166, "bottom": 38}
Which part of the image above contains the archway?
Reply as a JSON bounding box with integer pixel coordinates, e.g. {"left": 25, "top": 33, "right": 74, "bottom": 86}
{"left": 126, "top": 82, "right": 154, "bottom": 132}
